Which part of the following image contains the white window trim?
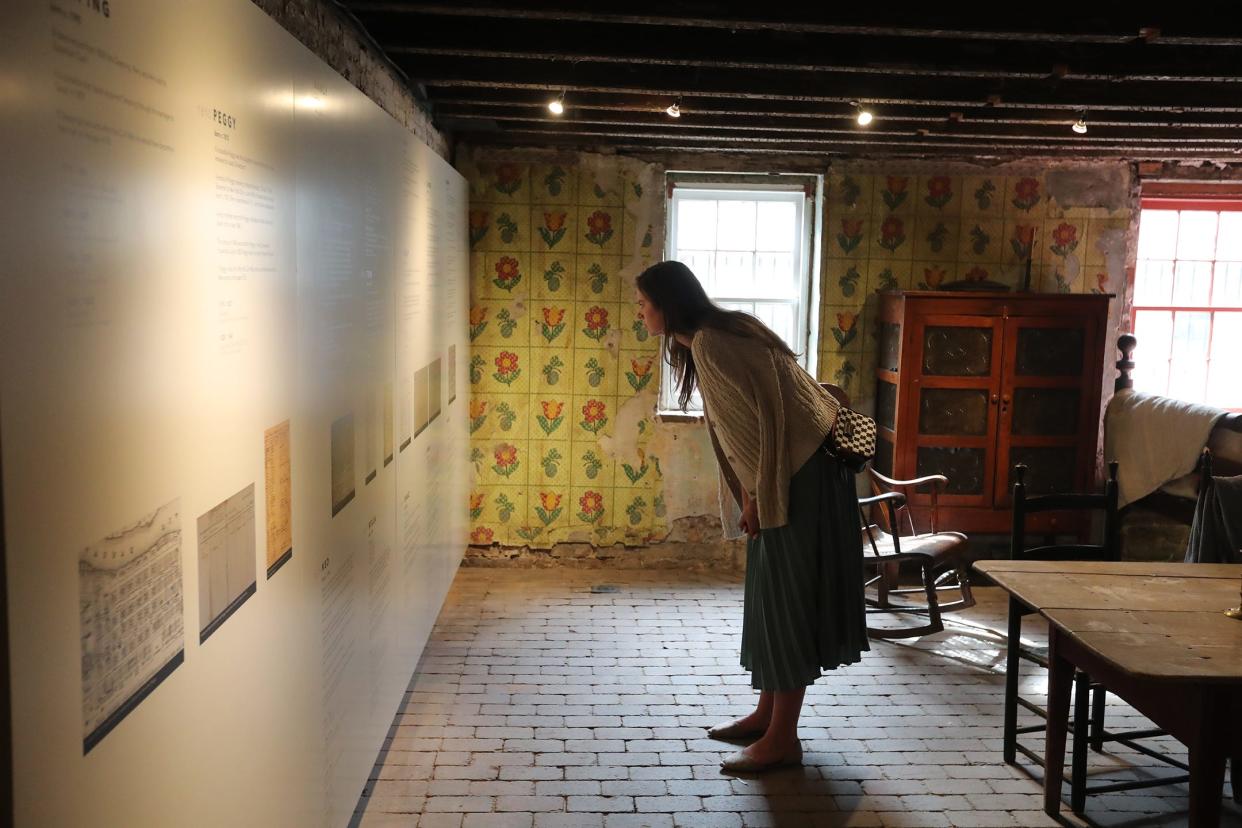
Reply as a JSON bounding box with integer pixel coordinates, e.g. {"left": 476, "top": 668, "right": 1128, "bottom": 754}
{"left": 658, "top": 183, "right": 816, "bottom": 417}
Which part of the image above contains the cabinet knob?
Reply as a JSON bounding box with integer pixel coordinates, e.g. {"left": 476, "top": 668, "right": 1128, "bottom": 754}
{"left": 991, "top": 394, "right": 999, "bottom": 404}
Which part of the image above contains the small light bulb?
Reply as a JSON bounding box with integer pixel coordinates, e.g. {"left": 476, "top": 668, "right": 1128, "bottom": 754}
{"left": 548, "top": 96, "right": 564, "bottom": 115}
{"left": 1072, "top": 117, "right": 1088, "bottom": 134}
{"left": 665, "top": 102, "right": 681, "bottom": 118}
{"left": 857, "top": 109, "right": 873, "bottom": 126}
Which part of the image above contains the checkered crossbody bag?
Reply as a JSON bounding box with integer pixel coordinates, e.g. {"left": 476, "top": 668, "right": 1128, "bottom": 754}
{"left": 822, "top": 405, "right": 877, "bottom": 473}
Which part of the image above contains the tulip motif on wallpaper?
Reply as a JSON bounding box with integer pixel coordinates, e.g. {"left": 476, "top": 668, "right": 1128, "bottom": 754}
{"left": 1094, "top": 272, "right": 1110, "bottom": 294}
{"left": 492, "top": 443, "right": 520, "bottom": 477}
{"left": 468, "top": 399, "right": 488, "bottom": 434}
{"left": 1011, "top": 225, "right": 1037, "bottom": 261}
{"left": 469, "top": 492, "right": 485, "bottom": 520}
{"left": 536, "top": 400, "right": 565, "bottom": 435}
{"left": 837, "top": 219, "right": 864, "bottom": 254}
{"left": 626, "top": 358, "right": 654, "bottom": 392}
{"left": 535, "top": 492, "right": 563, "bottom": 526}
{"left": 974, "top": 179, "right": 996, "bottom": 210}
{"left": 584, "top": 210, "right": 614, "bottom": 246}
{"left": 541, "top": 355, "right": 564, "bottom": 385}
{"left": 919, "top": 265, "right": 947, "bottom": 290}
{"left": 965, "top": 266, "right": 990, "bottom": 283}
{"left": 539, "top": 211, "right": 567, "bottom": 248}
{"left": 622, "top": 450, "right": 650, "bottom": 484}
{"left": 493, "top": 256, "right": 522, "bottom": 291}
{"left": 577, "top": 491, "right": 605, "bottom": 524}
{"left": 832, "top": 312, "right": 858, "bottom": 349}
{"left": 925, "top": 176, "right": 953, "bottom": 209}
{"left": 879, "top": 216, "right": 906, "bottom": 251}
{"left": 543, "top": 260, "right": 566, "bottom": 292}
{"left": 468, "top": 306, "right": 489, "bottom": 341}
{"left": 492, "top": 163, "right": 523, "bottom": 196}
{"left": 1012, "top": 177, "right": 1041, "bottom": 211}
{"left": 580, "top": 399, "right": 608, "bottom": 434}
{"left": 541, "top": 307, "right": 567, "bottom": 343}
{"left": 583, "top": 306, "right": 610, "bottom": 340}
{"left": 493, "top": 351, "right": 521, "bottom": 385}
{"left": 468, "top": 209, "right": 490, "bottom": 248}
{"left": 587, "top": 263, "right": 609, "bottom": 294}
{"left": 882, "top": 176, "right": 909, "bottom": 210}
{"left": 540, "top": 448, "right": 563, "bottom": 478}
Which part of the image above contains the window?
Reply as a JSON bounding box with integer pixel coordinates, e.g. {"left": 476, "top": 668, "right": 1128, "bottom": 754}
{"left": 658, "top": 182, "right": 816, "bottom": 414}
{"left": 1132, "top": 198, "right": 1242, "bottom": 409}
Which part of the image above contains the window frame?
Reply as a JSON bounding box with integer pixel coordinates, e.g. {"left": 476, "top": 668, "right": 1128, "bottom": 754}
{"left": 1131, "top": 195, "right": 1242, "bottom": 411}
{"left": 657, "top": 181, "right": 817, "bottom": 417}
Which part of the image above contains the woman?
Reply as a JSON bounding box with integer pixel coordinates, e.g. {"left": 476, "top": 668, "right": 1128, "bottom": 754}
{"left": 635, "top": 260, "right": 868, "bottom": 773}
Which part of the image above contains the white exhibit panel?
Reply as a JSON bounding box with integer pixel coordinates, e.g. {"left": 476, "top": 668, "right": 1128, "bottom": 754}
{"left": 0, "top": 1, "right": 469, "bottom": 826}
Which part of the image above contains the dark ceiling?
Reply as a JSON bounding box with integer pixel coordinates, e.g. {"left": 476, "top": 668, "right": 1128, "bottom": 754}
{"left": 339, "top": 2, "right": 1242, "bottom": 161}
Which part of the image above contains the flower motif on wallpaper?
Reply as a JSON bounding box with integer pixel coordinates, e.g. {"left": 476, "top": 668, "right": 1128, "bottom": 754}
{"left": 834, "top": 360, "right": 857, "bottom": 392}
{"left": 580, "top": 399, "right": 608, "bottom": 433}
{"left": 496, "top": 308, "right": 517, "bottom": 338}
{"left": 642, "top": 225, "right": 653, "bottom": 248}
{"left": 1012, "top": 177, "right": 1041, "bottom": 211}
{"left": 632, "top": 319, "right": 650, "bottom": 342}
{"left": 543, "top": 260, "right": 566, "bottom": 292}
{"left": 544, "top": 166, "right": 567, "bottom": 196}
{"left": 494, "top": 493, "right": 517, "bottom": 522}
{"left": 469, "top": 526, "right": 494, "bottom": 544}
{"left": 927, "top": 222, "right": 949, "bottom": 253}
{"left": 493, "top": 163, "right": 523, "bottom": 196}
{"left": 582, "top": 450, "right": 603, "bottom": 479}
{"left": 469, "top": 492, "right": 485, "bottom": 520}
{"left": 925, "top": 176, "right": 953, "bottom": 209}
{"left": 584, "top": 357, "right": 606, "bottom": 387}
{"left": 831, "top": 312, "right": 858, "bottom": 348}
{"left": 878, "top": 216, "right": 906, "bottom": 251}
{"left": 837, "top": 219, "right": 864, "bottom": 254}
{"left": 584, "top": 210, "right": 614, "bottom": 246}
{"left": 469, "top": 355, "right": 485, "bottom": 384}
{"left": 468, "top": 209, "right": 490, "bottom": 248}
{"left": 1011, "top": 224, "right": 1036, "bottom": 260}
{"left": 622, "top": 451, "right": 650, "bottom": 483}
{"left": 541, "top": 306, "right": 567, "bottom": 342}
{"left": 1050, "top": 222, "right": 1079, "bottom": 257}
{"left": 583, "top": 306, "right": 610, "bottom": 340}
{"left": 625, "top": 496, "right": 648, "bottom": 525}
{"left": 541, "top": 355, "right": 565, "bottom": 385}
{"left": 593, "top": 181, "right": 608, "bottom": 199}
{"left": 632, "top": 180, "right": 644, "bottom": 198}
{"left": 919, "top": 265, "right": 947, "bottom": 290}
{"left": 974, "top": 179, "right": 996, "bottom": 210}
{"left": 882, "top": 176, "right": 909, "bottom": 210}
{"left": 875, "top": 267, "right": 900, "bottom": 293}
{"left": 839, "top": 176, "right": 862, "bottom": 207}
{"left": 495, "top": 212, "right": 519, "bottom": 244}
{"left": 539, "top": 211, "right": 567, "bottom": 248}
{"left": 540, "top": 448, "right": 563, "bottom": 478}
{"left": 965, "top": 266, "right": 990, "bottom": 283}
{"left": 969, "top": 225, "right": 991, "bottom": 255}
{"left": 493, "top": 402, "right": 517, "bottom": 431}
{"left": 493, "top": 256, "right": 522, "bottom": 291}
{"left": 839, "top": 265, "right": 861, "bottom": 297}
{"left": 468, "top": 305, "right": 489, "bottom": 341}
{"left": 515, "top": 525, "right": 543, "bottom": 541}
{"left": 1095, "top": 272, "right": 1110, "bottom": 294}
{"left": 535, "top": 492, "right": 563, "bottom": 526}
{"left": 492, "top": 442, "right": 520, "bottom": 477}
{"left": 537, "top": 400, "right": 565, "bottom": 435}
{"left": 626, "top": 358, "right": 654, "bottom": 392}
{"left": 587, "top": 263, "right": 609, "bottom": 294}
{"left": 468, "top": 399, "right": 488, "bottom": 433}
{"left": 493, "top": 351, "right": 521, "bottom": 385}
{"left": 578, "top": 491, "right": 605, "bottom": 524}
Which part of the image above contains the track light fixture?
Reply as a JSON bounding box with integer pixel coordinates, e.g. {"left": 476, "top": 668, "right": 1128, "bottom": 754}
{"left": 1072, "top": 114, "right": 1088, "bottom": 134}
{"left": 853, "top": 101, "right": 874, "bottom": 126}
{"left": 548, "top": 91, "right": 565, "bottom": 115}
{"left": 665, "top": 99, "right": 681, "bottom": 118}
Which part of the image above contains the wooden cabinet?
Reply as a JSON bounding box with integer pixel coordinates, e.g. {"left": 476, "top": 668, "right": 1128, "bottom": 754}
{"left": 875, "top": 292, "right": 1110, "bottom": 534}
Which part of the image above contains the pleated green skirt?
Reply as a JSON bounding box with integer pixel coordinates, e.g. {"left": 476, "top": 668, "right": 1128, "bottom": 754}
{"left": 740, "top": 447, "right": 869, "bottom": 691}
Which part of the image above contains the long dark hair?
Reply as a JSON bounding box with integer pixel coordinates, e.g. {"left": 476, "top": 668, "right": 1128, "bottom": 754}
{"left": 635, "top": 260, "right": 797, "bottom": 411}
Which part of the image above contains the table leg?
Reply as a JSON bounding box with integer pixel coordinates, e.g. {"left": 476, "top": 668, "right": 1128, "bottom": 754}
{"left": 1003, "top": 596, "right": 1021, "bottom": 765}
{"left": 1071, "top": 670, "right": 1089, "bottom": 814}
{"left": 1188, "top": 690, "right": 1228, "bottom": 827}
{"left": 1044, "top": 627, "right": 1074, "bottom": 818}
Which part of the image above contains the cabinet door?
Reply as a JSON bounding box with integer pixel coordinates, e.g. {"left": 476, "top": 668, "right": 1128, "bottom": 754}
{"left": 902, "top": 314, "right": 1004, "bottom": 510}
{"left": 993, "top": 314, "right": 1101, "bottom": 506}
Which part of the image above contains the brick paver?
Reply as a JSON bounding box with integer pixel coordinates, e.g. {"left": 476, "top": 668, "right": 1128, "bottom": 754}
{"left": 355, "top": 570, "right": 1241, "bottom": 828}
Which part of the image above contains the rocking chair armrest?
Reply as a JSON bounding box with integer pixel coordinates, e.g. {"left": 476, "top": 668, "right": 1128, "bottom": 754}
{"left": 858, "top": 491, "right": 907, "bottom": 508}
{"left": 869, "top": 469, "right": 950, "bottom": 493}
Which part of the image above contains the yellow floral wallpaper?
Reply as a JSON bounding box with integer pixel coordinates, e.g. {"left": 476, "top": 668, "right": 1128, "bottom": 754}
{"left": 817, "top": 168, "right": 1131, "bottom": 412}
{"left": 459, "top": 153, "right": 665, "bottom": 549}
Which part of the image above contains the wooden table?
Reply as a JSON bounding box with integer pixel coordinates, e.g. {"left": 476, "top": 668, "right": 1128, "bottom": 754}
{"left": 975, "top": 560, "right": 1242, "bottom": 826}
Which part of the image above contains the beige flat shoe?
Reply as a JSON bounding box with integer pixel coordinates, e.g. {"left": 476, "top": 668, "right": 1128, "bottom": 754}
{"left": 705, "top": 721, "right": 767, "bottom": 741}
{"left": 719, "top": 744, "right": 803, "bottom": 773}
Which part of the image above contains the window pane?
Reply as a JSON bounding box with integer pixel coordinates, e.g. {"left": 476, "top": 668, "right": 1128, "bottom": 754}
{"left": 1132, "top": 310, "right": 1173, "bottom": 395}
{"left": 677, "top": 200, "right": 717, "bottom": 250}
{"left": 679, "top": 250, "right": 715, "bottom": 287}
{"left": 757, "top": 201, "right": 797, "bottom": 252}
{"left": 716, "top": 200, "right": 757, "bottom": 251}
{"left": 1176, "top": 210, "right": 1219, "bottom": 260}
{"left": 715, "top": 251, "right": 755, "bottom": 295}
{"left": 754, "top": 303, "right": 797, "bottom": 352}
{"left": 1217, "top": 213, "right": 1242, "bottom": 260}
{"left": 753, "top": 251, "right": 797, "bottom": 299}
{"left": 1172, "top": 260, "right": 1213, "bottom": 306}
{"left": 1136, "top": 209, "right": 1178, "bottom": 260}
{"left": 1207, "top": 312, "right": 1242, "bottom": 407}
{"left": 1134, "top": 259, "right": 1174, "bottom": 306}
{"left": 1214, "top": 261, "right": 1242, "bottom": 307}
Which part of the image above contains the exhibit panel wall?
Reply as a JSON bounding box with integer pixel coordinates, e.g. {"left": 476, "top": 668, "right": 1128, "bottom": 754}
{"left": 0, "top": 1, "right": 468, "bottom": 825}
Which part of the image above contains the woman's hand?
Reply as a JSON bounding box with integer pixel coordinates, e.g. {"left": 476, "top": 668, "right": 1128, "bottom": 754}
{"left": 738, "top": 490, "right": 760, "bottom": 538}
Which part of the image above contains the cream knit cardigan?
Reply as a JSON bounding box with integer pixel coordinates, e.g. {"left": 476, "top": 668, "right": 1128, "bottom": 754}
{"left": 691, "top": 327, "right": 841, "bottom": 531}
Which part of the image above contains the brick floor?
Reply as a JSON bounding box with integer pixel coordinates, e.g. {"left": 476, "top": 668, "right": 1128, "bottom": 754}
{"left": 353, "top": 569, "right": 1241, "bottom": 828}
